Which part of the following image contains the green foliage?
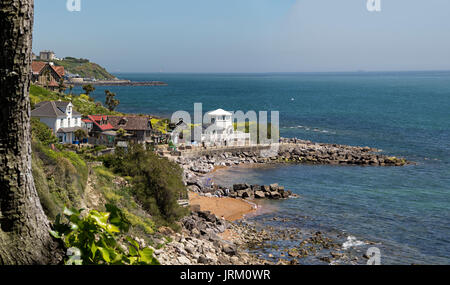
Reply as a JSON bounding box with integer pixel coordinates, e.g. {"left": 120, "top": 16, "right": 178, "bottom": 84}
{"left": 32, "top": 142, "right": 89, "bottom": 220}
{"left": 102, "top": 144, "right": 188, "bottom": 228}
{"left": 117, "top": 128, "right": 126, "bottom": 138}
{"left": 54, "top": 57, "right": 116, "bottom": 80}
{"left": 74, "top": 129, "right": 88, "bottom": 140}
{"left": 31, "top": 118, "right": 58, "bottom": 145}
{"left": 50, "top": 206, "right": 159, "bottom": 265}
{"left": 151, "top": 118, "right": 169, "bottom": 134}
{"left": 82, "top": 84, "right": 95, "bottom": 97}
{"left": 105, "top": 90, "right": 120, "bottom": 112}
{"left": 58, "top": 77, "right": 67, "bottom": 94}
{"left": 30, "top": 83, "right": 122, "bottom": 117}
{"left": 92, "top": 166, "right": 156, "bottom": 236}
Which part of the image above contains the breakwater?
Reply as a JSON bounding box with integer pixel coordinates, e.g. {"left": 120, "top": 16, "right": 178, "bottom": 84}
{"left": 173, "top": 137, "right": 412, "bottom": 195}
{"left": 69, "top": 80, "right": 168, "bottom": 86}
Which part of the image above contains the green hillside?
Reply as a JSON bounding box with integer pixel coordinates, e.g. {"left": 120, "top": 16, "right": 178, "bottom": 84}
{"left": 53, "top": 57, "right": 117, "bottom": 80}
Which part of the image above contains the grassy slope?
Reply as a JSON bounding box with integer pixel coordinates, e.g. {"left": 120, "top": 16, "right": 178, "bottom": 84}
{"left": 53, "top": 57, "right": 116, "bottom": 80}
{"left": 30, "top": 84, "right": 156, "bottom": 242}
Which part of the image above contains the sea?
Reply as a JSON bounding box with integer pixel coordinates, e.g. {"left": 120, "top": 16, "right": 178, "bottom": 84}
{"left": 75, "top": 72, "right": 450, "bottom": 264}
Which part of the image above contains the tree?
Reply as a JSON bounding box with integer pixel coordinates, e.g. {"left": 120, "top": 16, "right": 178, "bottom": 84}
{"left": 74, "top": 129, "right": 88, "bottom": 142}
{"left": 68, "top": 84, "right": 74, "bottom": 95}
{"left": 82, "top": 84, "right": 95, "bottom": 97}
{"left": 0, "top": 0, "right": 63, "bottom": 264}
{"left": 105, "top": 90, "right": 120, "bottom": 112}
{"left": 58, "top": 77, "right": 66, "bottom": 94}
{"left": 116, "top": 128, "right": 126, "bottom": 138}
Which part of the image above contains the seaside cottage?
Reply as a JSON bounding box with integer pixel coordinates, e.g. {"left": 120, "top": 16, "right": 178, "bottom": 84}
{"left": 86, "top": 115, "right": 116, "bottom": 147}
{"left": 108, "top": 116, "right": 154, "bottom": 144}
{"left": 202, "top": 109, "right": 250, "bottom": 147}
{"left": 86, "top": 115, "right": 154, "bottom": 147}
{"left": 170, "top": 109, "right": 251, "bottom": 147}
{"left": 31, "top": 101, "right": 86, "bottom": 144}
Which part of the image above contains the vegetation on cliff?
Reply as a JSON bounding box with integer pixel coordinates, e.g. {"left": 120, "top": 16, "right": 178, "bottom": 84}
{"left": 53, "top": 57, "right": 116, "bottom": 80}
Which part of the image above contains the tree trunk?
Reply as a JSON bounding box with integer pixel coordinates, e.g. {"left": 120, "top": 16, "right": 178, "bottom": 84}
{"left": 0, "top": 0, "right": 63, "bottom": 264}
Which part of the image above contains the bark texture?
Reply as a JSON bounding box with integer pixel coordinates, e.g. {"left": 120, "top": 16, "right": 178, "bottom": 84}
{"left": 0, "top": 0, "right": 63, "bottom": 264}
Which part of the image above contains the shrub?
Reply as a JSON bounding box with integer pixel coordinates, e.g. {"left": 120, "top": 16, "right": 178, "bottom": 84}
{"left": 50, "top": 206, "right": 159, "bottom": 265}
{"left": 104, "top": 144, "right": 188, "bottom": 227}
{"left": 31, "top": 118, "right": 58, "bottom": 145}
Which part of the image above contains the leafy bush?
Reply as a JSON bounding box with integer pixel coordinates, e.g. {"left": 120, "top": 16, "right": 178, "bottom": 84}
{"left": 31, "top": 118, "right": 58, "bottom": 145}
{"left": 50, "top": 205, "right": 159, "bottom": 265}
{"left": 102, "top": 144, "right": 188, "bottom": 228}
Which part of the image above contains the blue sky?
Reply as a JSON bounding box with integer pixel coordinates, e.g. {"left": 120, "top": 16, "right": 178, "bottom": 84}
{"left": 33, "top": 0, "right": 450, "bottom": 73}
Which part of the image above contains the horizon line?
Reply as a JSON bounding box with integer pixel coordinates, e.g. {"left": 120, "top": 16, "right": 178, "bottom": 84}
{"left": 111, "top": 69, "right": 450, "bottom": 75}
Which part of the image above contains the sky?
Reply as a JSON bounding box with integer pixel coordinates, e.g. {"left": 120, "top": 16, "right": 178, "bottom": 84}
{"left": 33, "top": 0, "right": 450, "bottom": 73}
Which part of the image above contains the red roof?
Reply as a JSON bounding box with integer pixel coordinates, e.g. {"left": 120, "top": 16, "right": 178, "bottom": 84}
{"left": 31, "top": 61, "right": 65, "bottom": 77}
{"left": 82, "top": 119, "right": 93, "bottom": 123}
{"left": 52, "top": 65, "right": 65, "bottom": 77}
{"left": 88, "top": 115, "right": 114, "bottom": 131}
{"left": 31, "top": 61, "right": 46, "bottom": 74}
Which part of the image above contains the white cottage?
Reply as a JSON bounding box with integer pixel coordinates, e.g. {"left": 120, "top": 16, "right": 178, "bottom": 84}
{"left": 202, "top": 109, "right": 250, "bottom": 146}
{"left": 31, "top": 101, "right": 85, "bottom": 144}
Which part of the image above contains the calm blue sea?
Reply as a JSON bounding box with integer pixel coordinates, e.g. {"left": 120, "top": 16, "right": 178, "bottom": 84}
{"left": 76, "top": 72, "right": 450, "bottom": 264}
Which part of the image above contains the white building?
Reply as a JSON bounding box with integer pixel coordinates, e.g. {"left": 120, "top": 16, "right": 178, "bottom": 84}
{"left": 201, "top": 109, "right": 251, "bottom": 147}
{"left": 31, "top": 101, "right": 85, "bottom": 144}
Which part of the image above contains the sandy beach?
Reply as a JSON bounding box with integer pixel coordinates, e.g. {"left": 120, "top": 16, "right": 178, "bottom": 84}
{"left": 188, "top": 192, "right": 257, "bottom": 221}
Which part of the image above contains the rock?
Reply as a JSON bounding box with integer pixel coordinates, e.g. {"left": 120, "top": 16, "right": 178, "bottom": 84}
{"left": 185, "top": 246, "right": 195, "bottom": 254}
{"left": 222, "top": 244, "right": 237, "bottom": 256}
{"left": 254, "top": 191, "right": 266, "bottom": 199}
{"left": 288, "top": 250, "right": 299, "bottom": 258}
{"left": 158, "top": 226, "right": 175, "bottom": 236}
{"left": 261, "top": 185, "right": 271, "bottom": 192}
{"left": 270, "top": 191, "right": 281, "bottom": 199}
{"left": 331, "top": 252, "right": 343, "bottom": 258}
{"left": 177, "top": 256, "right": 191, "bottom": 265}
{"left": 270, "top": 183, "right": 279, "bottom": 191}
{"left": 198, "top": 256, "right": 209, "bottom": 264}
{"left": 233, "top": 183, "right": 250, "bottom": 191}
{"left": 198, "top": 211, "right": 217, "bottom": 223}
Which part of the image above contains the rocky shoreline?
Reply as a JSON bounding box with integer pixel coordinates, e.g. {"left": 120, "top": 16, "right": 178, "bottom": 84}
{"left": 177, "top": 137, "right": 412, "bottom": 194}
{"left": 151, "top": 209, "right": 372, "bottom": 265}
{"left": 160, "top": 138, "right": 412, "bottom": 265}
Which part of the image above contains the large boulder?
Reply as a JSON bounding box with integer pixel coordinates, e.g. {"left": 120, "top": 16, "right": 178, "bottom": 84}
{"left": 261, "top": 185, "right": 271, "bottom": 192}
{"left": 254, "top": 191, "right": 266, "bottom": 199}
{"left": 270, "top": 183, "right": 279, "bottom": 191}
{"left": 233, "top": 183, "right": 250, "bottom": 191}
{"left": 270, "top": 191, "right": 281, "bottom": 199}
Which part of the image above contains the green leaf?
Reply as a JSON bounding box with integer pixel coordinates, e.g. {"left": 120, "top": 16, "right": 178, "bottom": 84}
{"left": 98, "top": 247, "right": 111, "bottom": 263}
{"left": 128, "top": 245, "right": 138, "bottom": 256}
{"left": 90, "top": 242, "right": 98, "bottom": 259}
{"left": 139, "top": 248, "right": 155, "bottom": 264}
{"left": 49, "top": 230, "right": 61, "bottom": 239}
{"left": 126, "top": 236, "right": 140, "bottom": 250}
